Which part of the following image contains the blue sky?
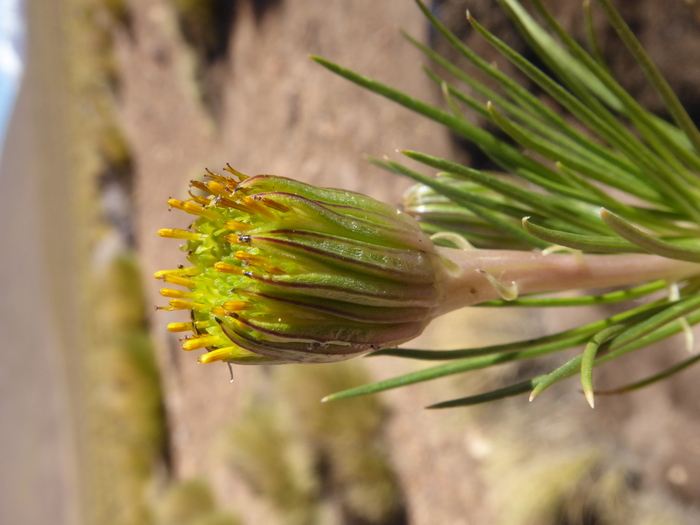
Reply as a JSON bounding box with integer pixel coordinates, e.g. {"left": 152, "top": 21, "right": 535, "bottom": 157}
{"left": 0, "top": 0, "right": 25, "bottom": 157}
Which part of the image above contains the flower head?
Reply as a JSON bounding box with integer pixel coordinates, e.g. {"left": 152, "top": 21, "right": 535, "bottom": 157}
{"left": 156, "top": 166, "right": 448, "bottom": 365}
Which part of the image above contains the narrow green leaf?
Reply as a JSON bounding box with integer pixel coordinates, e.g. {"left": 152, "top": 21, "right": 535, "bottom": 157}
{"left": 600, "top": 209, "right": 700, "bottom": 263}
{"left": 595, "top": 352, "right": 700, "bottom": 396}
{"left": 311, "top": 55, "right": 555, "bottom": 179}
{"left": 595, "top": 0, "right": 700, "bottom": 153}
{"left": 402, "top": 150, "right": 608, "bottom": 234}
{"left": 522, "top": 218, "right": 640, "bottom": 253}
{"left": 426, "top": 377, "right": 542, "bottom": 408}
{"left": 580, "top": 325, "right": 627, "bottom": 408}
{"left": 373, "top": 157, "right": 549, "bottom": 248}
{"left": 467, "top": 10, "right": 700, "bottom": 220}
{"left": 479, "top": 279, "right": 667, "bottom": 308}
{"left": 528, "top": 0, "right": 700, "bottom": 181}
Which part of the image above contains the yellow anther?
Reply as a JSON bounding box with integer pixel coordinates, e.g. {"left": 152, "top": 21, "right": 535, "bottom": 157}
{"left": 223, "top": 300, "right": 248, "bottom": 312}
{"left": 189, "top": 180, "right": 211, "bottom": 193}
{"left": 261, "top": 197, "right": 290, "bottom": 213}
{"left": 214, "top": 262, "right": 245, "bottom": 275}
{"left": 223, "top": 164, "right": 249, "bottom": 181}
{"left": 161, "top": 274, "right": 195, "bottom": 288}
{"left": 154, "top": 267, "right": 201, "bottom": 280}
{"left": 234, "top": 251, "right": 270, "bottom": 265}
{"left": 206, "top": 181, "right": 231, "bottom": 196}
{"left": 224, "top": 220, "right": 253, "bottom": 231}
{"left": 182, "top": 335, "right": 220, "bottom": 351}
{"left": 168, "top": 299, "right": 208, "bottom": 311}
{"left": 167, "top": 322, "right": 194, "bottom": 333}
{"left": 198, "top": 347, "right": 234, "bottom": 364}
{"left": 187, "top": 191, "right": 211, "bottom": 206}
{"left": 218, "top": 198, "right": 255, "bottom": 214}
{"left": 265, "top": 265, "right": 286, "bottom": 275}
{"left": 204, "top": 168, "right": 238, "bottom": 188}
{"left": 210, "top": 306, "right": 228, "bottom": 317}
{"left": 159, "top": 288, "right": 200, "bottom": 300}
{"left": 168, "top": 199, "right": 220, "bottom": 219}
{"left": 157, "top": 229, "right": 206, "bottom": 241}
{"left": 242, "top": 196, "right": 277, "bottom": 220}
{"left": 225, "top": 233, "right": 252, "bottom": 246}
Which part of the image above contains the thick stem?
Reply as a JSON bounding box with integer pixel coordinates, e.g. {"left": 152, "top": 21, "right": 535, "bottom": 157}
{"left": 435, "top": 248, "right": 700, "bottom": 316}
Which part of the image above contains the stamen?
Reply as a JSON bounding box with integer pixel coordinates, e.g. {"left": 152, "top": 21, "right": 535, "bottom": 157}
{"left": 219, "top": 198, "right": 257, "bottom": 214}
{"left": 167, "top": 322, "right": 194, "bottom": 333}
{"left": 160, "top": 288, "right": 200, "bottom": 300}
{"left": 189, "top": 180, "right": 212, "bottom": 194}
{"left": 187, "top": 191, "right": 211, "bottom": 206}
{"left": 161, "top": 274, "right": 195, "bottom": 288}
{"left": 261, "top": 197, "right": 290, "bottom": 213}
{"left": 224, "top": 220, "right": 253, "bottom": 231}
{"left": 199, "top": 346, "right": 238, "bottom": 364}
{"left": 206, "top": 181, "right": 231, "bottom": 197}
{"left": 225, "top": 233, "right": 252, "bottom": 245}
{"left": 242, "top": 196, "right": 277, "bottom": 220}
{"left": 210, "top": 306, "right": 229, "bottom": 317}
{"left": 168, "top": 298, "right": 208, "bottom": 311}
{"left": 214, "top": 262, "right": 246, "bottom": 275}
{"left": 204, "top": 168, "right": 238, "bottom": 189}
{"left": 265, "top": 265, "right": 286, "bottom": 275}
{"left": 234, "top": 251, "right": 270, "bottom": 265}
{"left": 223, "top": 300, "right": 248, "bottom": 312}
{"left": 223, "top": 164, "right": 249, "bottom": 181}
{"left": 154, "top": 267, "right": 202, "bottom": 279}
{"left": 167, "top": 199, "right": 221, "bottom": 220}
{"left": 158, "top": 229, "right": 206, "bottom": 241}
{"left": 182, "top": 335, "right": 220, "bottom": 351}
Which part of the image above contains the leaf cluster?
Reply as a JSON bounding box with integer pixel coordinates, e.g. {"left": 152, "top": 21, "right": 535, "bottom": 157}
{"left": 314, "top": 0, "right": 700, "bottom": 407}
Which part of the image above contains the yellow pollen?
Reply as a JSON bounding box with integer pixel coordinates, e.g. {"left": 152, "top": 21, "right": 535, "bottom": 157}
{"left": 167, "top": 322, "right": 194, "bottom": 333}
{"left": 223, "top": 164, "right": 249, "bottom": 181}
{"left": 182, "top": 335, "right": 220, "bottom": 351}
{"left": 224, "top": 220, "right": 253, "bottom": 231}
{"left": 223, "top": 300, "right": 248, "bottom": 312}
{"left": 158, "top": 228, "right": 206, "bottom": 241}
{"left": 154, "top": 267, "right": 202, "bottom": 279}
{"left": 159, "top": 288, "right": 200, "bottom": 300}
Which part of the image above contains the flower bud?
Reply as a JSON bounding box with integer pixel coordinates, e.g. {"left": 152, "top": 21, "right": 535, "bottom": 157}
{"left": 156, "top": 167, "right": 449, "bottom": 365}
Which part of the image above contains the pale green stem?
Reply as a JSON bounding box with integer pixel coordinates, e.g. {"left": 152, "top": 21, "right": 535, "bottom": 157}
{"left": 436, "top": 248, "right": 700, "bottom": 316}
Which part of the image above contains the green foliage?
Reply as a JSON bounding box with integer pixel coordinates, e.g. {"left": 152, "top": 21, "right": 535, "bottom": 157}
{"left": 315, "top": 0, "right": 700, "bottom": 407}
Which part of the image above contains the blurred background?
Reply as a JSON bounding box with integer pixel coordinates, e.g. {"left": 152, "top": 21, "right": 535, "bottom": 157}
{"left": 4, "top": 1, "right": 700, "bottom": 524}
